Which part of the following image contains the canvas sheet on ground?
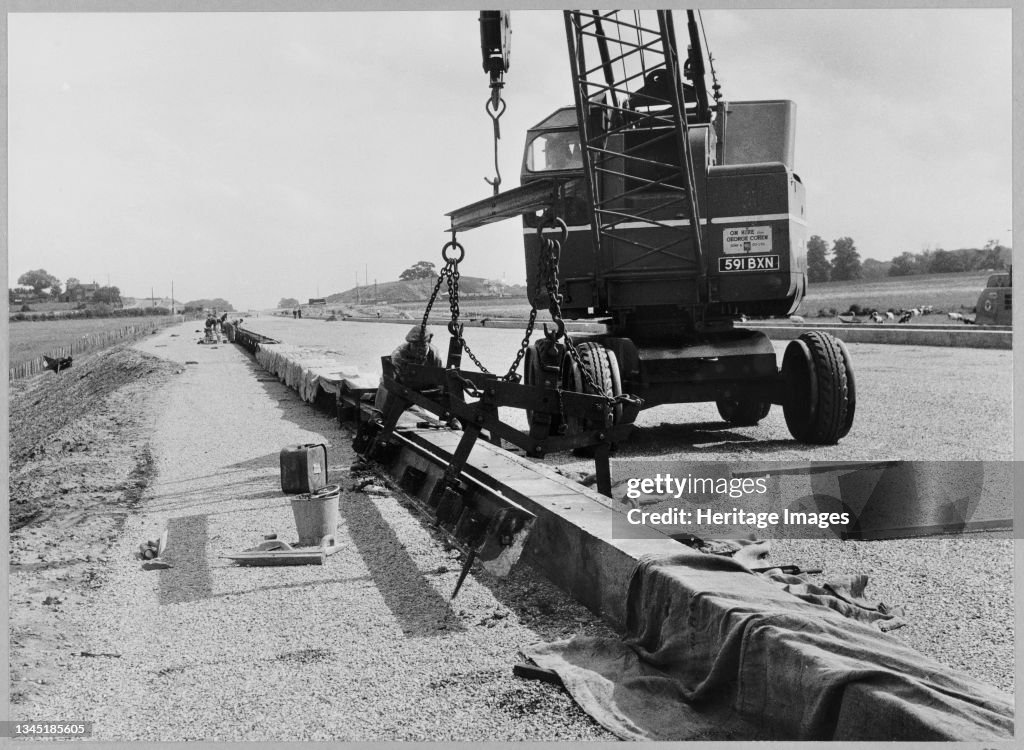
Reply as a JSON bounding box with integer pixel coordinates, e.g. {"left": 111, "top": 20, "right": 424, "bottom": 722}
{"left": 524, "top": 553, "right": 1013, "bottom": 742}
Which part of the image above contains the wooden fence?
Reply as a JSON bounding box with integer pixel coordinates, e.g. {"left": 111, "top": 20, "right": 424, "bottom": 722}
{"left": 8, "top": 316, "right": 186, "bottom": 381}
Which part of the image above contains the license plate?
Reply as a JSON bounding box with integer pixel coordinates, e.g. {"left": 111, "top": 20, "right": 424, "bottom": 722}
{"left": 718, "top": 255, "right": 780, "bottom": 272}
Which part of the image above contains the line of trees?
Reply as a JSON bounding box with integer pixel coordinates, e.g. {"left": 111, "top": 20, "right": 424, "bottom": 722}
{"left": 806, "top": 236, "right": 863, "bottom": 282}
{"left": 807, "top": 237, "right": 1011, "bottom": 283}
{"left": 181, "top": 298, "right": 234, "bottom": 313}
{"left": 10, "top": 278, "right": 122, "bottom": 308}
{"left": 887, "top": 240, "right": 1010, "bottom": 277}
{"left": 9, "top": 269, "right": 123, "bottom": 305}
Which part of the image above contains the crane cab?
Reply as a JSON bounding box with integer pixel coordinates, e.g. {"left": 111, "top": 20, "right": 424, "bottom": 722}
{"left": 519, "top": 100, "right": 808, "bottom": 336}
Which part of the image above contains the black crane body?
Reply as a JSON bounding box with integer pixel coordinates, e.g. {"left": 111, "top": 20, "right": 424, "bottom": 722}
{"left": 451, "top": 10, "right": 856, "bottom": 445}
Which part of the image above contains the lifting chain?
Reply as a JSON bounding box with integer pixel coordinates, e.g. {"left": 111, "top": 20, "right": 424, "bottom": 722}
{"left": 536, "top": 216, "right": 618, "bottom": 405}
{"left": 418, "top": 241, "right": 459, "bottom": 358}
{"left": 445, "top": 249, "right": 492, "bottom": 375}
{"left": 420, "top": 236, "right": 533, "bottom": 384}
{"left": 418, "top": 222, "right": 626, "bottom": 407}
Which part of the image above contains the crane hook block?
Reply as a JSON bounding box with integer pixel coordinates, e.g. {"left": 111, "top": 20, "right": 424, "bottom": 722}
{"left": 479, "top": 10, "right": 511, "bottom": 87}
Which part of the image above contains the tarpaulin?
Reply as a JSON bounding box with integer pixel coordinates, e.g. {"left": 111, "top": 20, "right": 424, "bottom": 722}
{"left": 255, "top": 343, "right": 371, "bottom": 403}
{"left": 524, "top": 553, "right": 1012, "bottom": 741}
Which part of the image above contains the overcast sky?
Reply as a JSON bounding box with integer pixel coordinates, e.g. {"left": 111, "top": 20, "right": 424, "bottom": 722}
{"left": 7, "top": 7, "right": 1013, "bottom": 311}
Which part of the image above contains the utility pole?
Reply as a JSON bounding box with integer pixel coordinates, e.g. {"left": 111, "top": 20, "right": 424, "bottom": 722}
{"left": 171, "top": 280, "right": 175, "bottom": 314}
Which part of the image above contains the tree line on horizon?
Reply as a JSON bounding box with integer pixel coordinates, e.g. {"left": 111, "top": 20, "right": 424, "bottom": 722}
{"left": 9, "top": 268, "right": 233, "bottom": 312}
{"left": 806, "top": 237, "right": 1011, "bottom": 283}
{"left": 9, "top": 269, "right": 122, "bottom": 305}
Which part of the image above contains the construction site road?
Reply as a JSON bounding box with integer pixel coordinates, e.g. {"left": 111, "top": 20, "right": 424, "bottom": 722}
{"left": 242, "top": 316, "right": 1014, "bottom": 463}
{"left": 9, "top": 318, "right": 1013, "bottom": 741}
{"left": 11, "top": 321, "right": 619, "bottom": 742}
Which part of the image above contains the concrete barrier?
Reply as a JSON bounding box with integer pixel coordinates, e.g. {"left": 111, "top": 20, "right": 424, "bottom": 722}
{"left": 338, "top": 315, "right": 607, "bottom": 333}
{"left": 746, "top": 323, "right": 1011, "bottom": 349}
{"left": 327, "top": 316, "right": 1009, "bottom": 349}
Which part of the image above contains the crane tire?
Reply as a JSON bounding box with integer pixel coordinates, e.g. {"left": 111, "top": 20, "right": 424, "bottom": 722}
{"left": 562, "top": 342, "right": 622, "bottom": 440}
{"left": 524, "top": 341, "right": 562, "bottom": 436}
{"left": 782, "top": 331, "right": 852, "bottom": 445}
{"left": 716, "top": 398, "right": 771, "bottom": 426}
{"left": 836, "top": 337, "right": 856, "bottom": 439}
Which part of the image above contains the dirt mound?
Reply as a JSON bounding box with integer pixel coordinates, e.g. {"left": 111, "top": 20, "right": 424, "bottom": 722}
{"left": 8, "top": 346, "right": 178, "bottom": 529}
{"left": 9, "top": 343, "right": 180, "bottom": 706}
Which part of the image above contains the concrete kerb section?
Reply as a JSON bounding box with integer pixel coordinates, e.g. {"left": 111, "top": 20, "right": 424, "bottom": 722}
{"left": 748, "top": 322, "right": 1011, "bottom": 349}
{"left": 390, "top": 428, "right": 681, "bottom": 630}
{"left": 227, "top": 323, "right": 1013, "bottom": 740}
{"left": 274, "top": 313, "right": 1010, "bottom": 349}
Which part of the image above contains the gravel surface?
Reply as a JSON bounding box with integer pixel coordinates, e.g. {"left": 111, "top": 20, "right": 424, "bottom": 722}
{"left": 767, "top": 535, "right": 1015, "bottom": 693}
{"left": 236, "top": 316, "right": 1016, "bottom": 694}
{"left": 9, "top": 318, "right": 1013, "bottom": 740}
{"left": 11, "top": 321, "right": 616, "bottom": 741}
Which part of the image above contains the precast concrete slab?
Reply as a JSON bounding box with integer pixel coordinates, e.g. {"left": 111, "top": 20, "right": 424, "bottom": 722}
{"left": 389, "top": 427, "right": 682, "bottom": 630}
{"left": 747, "top": 322, "right": 1011, "bottom": 349}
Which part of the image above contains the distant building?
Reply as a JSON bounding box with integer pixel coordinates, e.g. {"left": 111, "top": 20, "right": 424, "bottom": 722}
{"left": 62, "top": 282, "right": 100, "bottom": 303}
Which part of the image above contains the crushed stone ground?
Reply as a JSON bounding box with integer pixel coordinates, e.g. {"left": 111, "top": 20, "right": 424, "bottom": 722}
{"left": 8, "top": 320, "right": 1013, "bottom": 739}
{"left": 8, "top": 322, "right": 615, "bottom": 741}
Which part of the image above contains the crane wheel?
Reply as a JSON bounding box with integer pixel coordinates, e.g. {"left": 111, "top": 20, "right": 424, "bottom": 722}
{"left": 716, "top": 398, "right": 771, "bottom": 426}
{"left": 781, "top": 331, "right": 854, "bottom": 445}
{"left": 524, "top": 341, "right": 563, "bottom": 436}
{"left": 836, "top": 337, "right": 856, "bottom": 439}
{"left": 561, "top": 342, "right": 623, "bottom": 446}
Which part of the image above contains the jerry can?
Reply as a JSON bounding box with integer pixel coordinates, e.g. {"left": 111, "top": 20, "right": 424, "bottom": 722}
{"left": 280, "top": 443, "right": 328, "bottom": 494}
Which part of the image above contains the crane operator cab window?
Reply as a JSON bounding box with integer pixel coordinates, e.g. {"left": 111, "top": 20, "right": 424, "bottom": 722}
{"left": 526, "top": 130, "right": 583, "bottom": 173}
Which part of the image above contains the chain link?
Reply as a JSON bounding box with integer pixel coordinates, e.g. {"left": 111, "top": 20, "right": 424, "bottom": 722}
{"left": 504, "top": 306, "right": 537, "bottom": 382}
{"left": 420, "top": 264, "right": 447, "bottom": 335}
{"left": 537, "top": 223, "right": 616, "bottom": 405}
{"left": 446, "top": 261, "right": 494, "bottom": 375}
{"left": 421, "top": 234, "right": 544, "bottom": 384}
{"left": 419, "top": 228, "right": 621, "bottom": 413}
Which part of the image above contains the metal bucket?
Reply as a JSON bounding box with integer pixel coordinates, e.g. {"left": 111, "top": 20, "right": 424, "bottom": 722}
{"left": 290, "top": 484, "right": 341, "bottom": 546}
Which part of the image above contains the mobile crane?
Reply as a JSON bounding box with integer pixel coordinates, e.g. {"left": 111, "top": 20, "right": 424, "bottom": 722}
{"left": 359, "top": 10, "right": 856, "bottom": 587}
{"left": 450, "top": 9, "right": 856, "bottom": 445}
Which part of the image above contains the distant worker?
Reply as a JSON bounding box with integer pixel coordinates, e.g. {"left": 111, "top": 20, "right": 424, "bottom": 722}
{"left": 392, "top": 325, "right": 444, "bottom": 374}
{"left": 374, "top": 326, "right": 452, "bottom": 426}
{"left": 204, "top": 313, "right": 217, "bottom": 343}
